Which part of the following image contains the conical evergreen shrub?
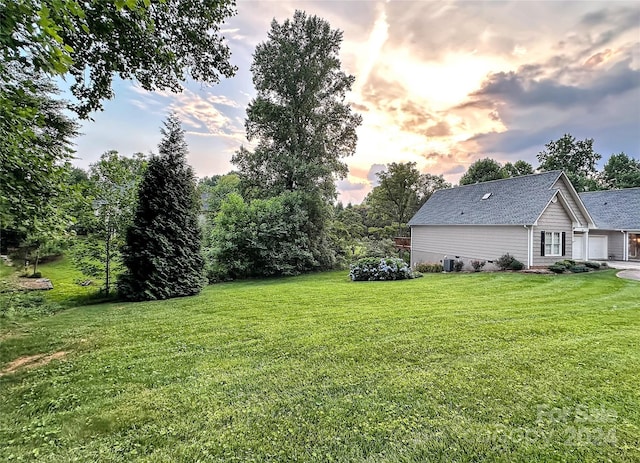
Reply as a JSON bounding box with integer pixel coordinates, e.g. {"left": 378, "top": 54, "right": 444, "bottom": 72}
{"left": 118, "top": 114, "right": 206, "bottom": 300}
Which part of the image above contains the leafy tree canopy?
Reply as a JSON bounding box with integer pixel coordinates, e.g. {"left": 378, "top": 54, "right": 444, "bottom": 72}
{"left": 71, "top": 151, "right": 147, "bottom": 295}
{"left": 365, "top": 163, "right": 451, "bottom": 235}
{"left": 501, "top": 160, "right": 534, "bottom": 178}
{"left": 233, "top": 10, "right": 362, "bottom": 201}
{"left": 459, "top": 158, "right": 506, "bottom": 185}
{"left": 537, "top": 134, "right": 602, "bottom": 192}
{"left": 601, "top": 152, "right": 640, "bottom": 189}
{"left": 1, "top": 0, "right": 237, "bottom": 117}
{"left": 0, "top": 66, "right": 79, "bottom": 231}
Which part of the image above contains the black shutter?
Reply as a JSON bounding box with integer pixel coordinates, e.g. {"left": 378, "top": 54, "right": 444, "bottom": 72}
{"left": 562, "top": 232, "right": 566, "bottom": 256}
{"left": 541, "top": 231, "right": 545, "bottom": 256}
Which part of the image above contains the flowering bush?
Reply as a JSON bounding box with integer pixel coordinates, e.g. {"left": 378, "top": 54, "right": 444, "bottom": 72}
{"left": 349, "top": 257, "right": 416, "bottom": 281}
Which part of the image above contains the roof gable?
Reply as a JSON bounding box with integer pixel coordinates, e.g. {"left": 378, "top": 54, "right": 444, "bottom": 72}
{"left": 409, "top": 171, "right": 578, "bottom": 226}
{"left": 579, "top": 188, "right": 640, "bottom": 230}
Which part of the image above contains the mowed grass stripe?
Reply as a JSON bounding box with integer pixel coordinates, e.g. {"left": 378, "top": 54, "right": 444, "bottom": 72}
{"left": 0, "top": 270, "right": 638, "bottom": 462}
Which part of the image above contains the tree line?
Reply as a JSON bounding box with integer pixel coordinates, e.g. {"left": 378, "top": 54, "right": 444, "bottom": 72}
{"left": 458, "top": 136, "right": 639, "bottom": 192}
{"left": 1, "top": 4, "right": 638, "bottom": 302}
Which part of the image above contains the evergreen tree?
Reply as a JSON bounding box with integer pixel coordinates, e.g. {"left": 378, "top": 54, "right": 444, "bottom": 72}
{"left": 118, "top": 115, "right": 205, "bottom": 300}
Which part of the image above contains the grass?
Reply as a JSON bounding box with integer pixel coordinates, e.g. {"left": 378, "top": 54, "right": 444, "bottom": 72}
{"left": 0, "top": 270, "right": 638, "bottom": 462}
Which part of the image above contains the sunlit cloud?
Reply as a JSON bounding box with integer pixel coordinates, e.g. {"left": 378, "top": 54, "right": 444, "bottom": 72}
{"left": 74, "top": 0, "right": 639, "bottom": 204}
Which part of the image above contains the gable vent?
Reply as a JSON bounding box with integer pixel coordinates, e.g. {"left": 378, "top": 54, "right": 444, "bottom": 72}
{"left": 481, "top": 193, "right": 492, "bottom": 200}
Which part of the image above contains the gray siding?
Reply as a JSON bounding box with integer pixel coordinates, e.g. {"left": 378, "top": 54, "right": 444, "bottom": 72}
{"left": 552, "top": 177, "right": 589, "bottom": 226}
{"left": 411, "top": 225, "right": 528, "bottom": 270}
{"left": 533, "top": 200, "right": 573, "bottom": 266}
{"left": 590, "top": 230, "right": 625, "bottom": 260}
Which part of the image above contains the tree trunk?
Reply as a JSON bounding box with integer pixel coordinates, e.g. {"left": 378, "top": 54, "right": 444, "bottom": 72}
{"left": 33, "top": 248, "right": 40, "bottom": 275}
{"left": 105, "top": 234, "right": 110, "bottom": 296}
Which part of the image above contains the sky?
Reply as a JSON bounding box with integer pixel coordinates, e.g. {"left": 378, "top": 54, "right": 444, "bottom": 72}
{"left": 71, "top": 0, "right": 640, "bottom": 204}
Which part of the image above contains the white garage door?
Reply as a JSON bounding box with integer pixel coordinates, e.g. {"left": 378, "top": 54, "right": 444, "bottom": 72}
{"left": 589, "top": 235, "right": 608, "bottom": 260}
{"left": 573, "top": 235, "right": 584, "bottom": 260}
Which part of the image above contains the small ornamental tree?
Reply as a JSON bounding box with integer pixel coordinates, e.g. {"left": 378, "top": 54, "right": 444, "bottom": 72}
{"left": 118, "top": 115, "right": 205, "bottom": 300}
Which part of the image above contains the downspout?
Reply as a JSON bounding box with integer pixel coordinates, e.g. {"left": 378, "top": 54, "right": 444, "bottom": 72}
{"left": 584, "top": 228, "right": 589, "bottom": 261}
{"left": 524, "top": 225, "right": 532, "bottom": 269}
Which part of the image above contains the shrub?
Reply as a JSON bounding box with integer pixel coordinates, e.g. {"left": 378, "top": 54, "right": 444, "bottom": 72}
{"left": 415, "top": 262, "right": 444, "bottom": 273}
{"left": 549, "top": 263, "right": 566, "bottom": 274}
{"left": 584, "top": 261, "right": 601, "bottom": 269}
{"left": 600, "top": 262, "right": 609, "bottom": 268}
{"left": 509, "top": 259, "right": 524, "bottom": 271}
{"left": 496, "top": 253, "right": 515, "bottom": 271}
{"left": 560, "top": 259, "right": 576, "bottom": 268}
{"left": 0, "top": 289, "right": 62, "bottom": 321}
{"left": 350, "top": 257, "right": 415, "bottom": 281}
{"left": 471, "top": 260, "right": 486, "bottom": 272}
{"left": 570, "top": 265, "right": 588, "bottom": 273}
{"left": 453, "top": 260, "right": 464, "bottom": 272}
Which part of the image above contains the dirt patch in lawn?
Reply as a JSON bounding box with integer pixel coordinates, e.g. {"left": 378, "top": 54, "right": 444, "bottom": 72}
{"left": 0, "top": 351, "right": 68, "bottom": 376}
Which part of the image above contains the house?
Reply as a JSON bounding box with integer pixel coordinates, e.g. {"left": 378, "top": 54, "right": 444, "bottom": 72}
{"left": 408, "top": 170, "right": 598, "bottom": 270}
{"left": 579, "top": 188, "right": 640, "bottom": 261}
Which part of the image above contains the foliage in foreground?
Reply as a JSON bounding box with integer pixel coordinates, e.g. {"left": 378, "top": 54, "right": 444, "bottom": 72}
{"left": 349, "top": 256, "right": 416, "bottom": 281}
{"left": 0, "top": 270, "right": 638, "bottom": 462}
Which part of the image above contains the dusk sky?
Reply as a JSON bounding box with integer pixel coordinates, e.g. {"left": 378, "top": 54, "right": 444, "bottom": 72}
{"left": 70, "top": 0, "right": 640, "bottom": 204}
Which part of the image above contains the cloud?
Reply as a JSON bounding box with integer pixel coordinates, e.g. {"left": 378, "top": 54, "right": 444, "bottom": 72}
{"left": 367, "top": 164, "right": 386, "bottom": 186}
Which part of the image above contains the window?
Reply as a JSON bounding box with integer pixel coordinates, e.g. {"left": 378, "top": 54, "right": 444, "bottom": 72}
{"left": 545, "top": 232, "right": 561, "bottom": 256}
{"left": 542, "top": 231, "right": 564, "bottom": 257}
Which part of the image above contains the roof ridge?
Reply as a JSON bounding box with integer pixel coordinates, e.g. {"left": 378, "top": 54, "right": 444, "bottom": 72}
{"left": 580, "top": 186, "right": 640, "bottom": 194}
{"left": 451, "top": 170, "right": 562, "bottom": 190}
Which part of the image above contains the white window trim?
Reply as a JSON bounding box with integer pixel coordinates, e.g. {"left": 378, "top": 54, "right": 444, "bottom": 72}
{"left": 545, "top": 232, "right": 562, "bottom": 256}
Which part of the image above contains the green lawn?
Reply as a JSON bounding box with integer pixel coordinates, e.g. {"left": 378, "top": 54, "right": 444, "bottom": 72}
{"left": 0, "top": 270, "right": 638, "bottom": 462}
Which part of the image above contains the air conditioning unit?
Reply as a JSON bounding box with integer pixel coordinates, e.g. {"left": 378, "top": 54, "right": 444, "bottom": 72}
{"left": 443, "top": 259, "right": 454, "bottom": 272}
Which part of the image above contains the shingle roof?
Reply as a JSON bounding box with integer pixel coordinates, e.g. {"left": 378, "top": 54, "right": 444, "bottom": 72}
{"left": 579, "top": 188, "right": 640, "bottom": 230}
{"left": 408, "top": 171, "right": 564, "bottom": 226}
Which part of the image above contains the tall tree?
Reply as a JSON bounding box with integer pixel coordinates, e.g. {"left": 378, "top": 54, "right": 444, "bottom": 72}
{"left": 230, "top": 11, "right": 361, "bottom": 270}
{"left": 118, "top": 115, "right": 205, "bottom": 300}
{"left": 459, "top": 158, "right": 506, "bottom": 185}
{"left": 1, "top": 0, "right": 237, "bottom": 117}
{"left": 233, "top": 10, "right": 362, "bottom": 201}
{"left": 71, "top": 151, "right": 147, "bottom": 295}
{"left": 601, "top": 153, "right": 640, "bottom": 189}
{"left": 537, "top": 134, "right": 602, "bottom": 192}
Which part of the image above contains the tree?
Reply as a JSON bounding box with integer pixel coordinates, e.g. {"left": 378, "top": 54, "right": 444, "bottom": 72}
{"left": 601, "top": 153, "right": 640, "bottom": 189}
{"left": 459, "top": 158, "right": 506, "bottom": 185}
{"left": 230, "top": 11, "right": 362, "bottom": 271}
{"left": 233, "top": 10, "right": 362, "bottom": 201}
{"left": 364, "top": 163, "right": 451, "bottom": 236}
{"left": 71, "top": 151, "right": 147, "bottom": 295}
{"left": 537, "top": 134, "right": 602, "bottom": 192}
{"left": 206, "top": 192, "right": 315, "bottom": 280}
{"left": 367, "top": 162, "right": 420, "bottom": 235}
{"left": 1, "top": 0, "right": 237, "bottom": 117}
{"left": 417, "top": 173, "right": 452, "bottom": 206}
{"left": 501, "top": 160, "right": 534, "bottom": 178}
{"left": 118, "top": 115, "right": 205, "bottom": 300}
{"left": 0, "top": 66, "right": 79, "bottom": 233}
